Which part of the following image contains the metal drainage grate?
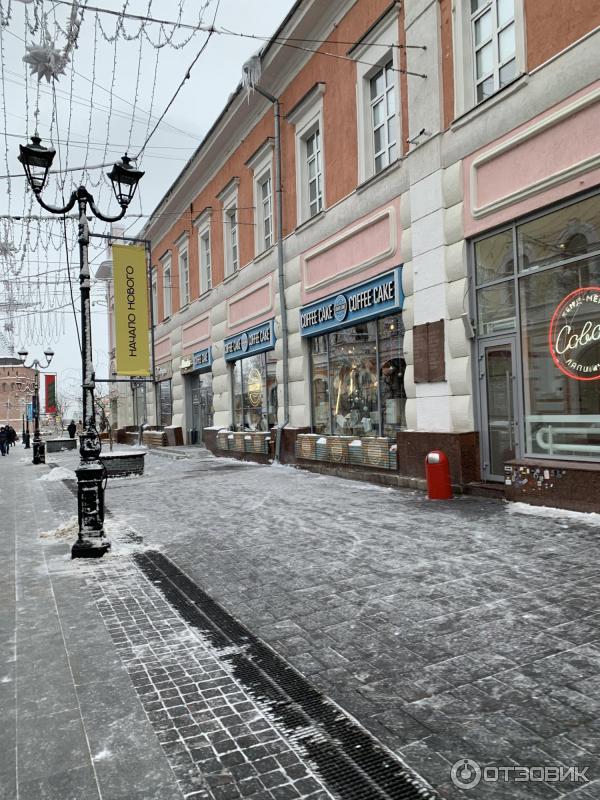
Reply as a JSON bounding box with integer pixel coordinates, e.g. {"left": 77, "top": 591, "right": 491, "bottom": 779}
{"left": 134, "top": 550, "right": 438, "bottom": 800}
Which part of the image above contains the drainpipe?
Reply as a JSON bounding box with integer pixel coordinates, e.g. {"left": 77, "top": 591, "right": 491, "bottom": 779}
{"left": 249, "top": 84, "right": 289, "bottom": 461}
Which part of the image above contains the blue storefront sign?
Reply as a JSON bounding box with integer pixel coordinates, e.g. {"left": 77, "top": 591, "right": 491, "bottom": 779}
{"left": 223, "top": 318, "right": 276, "bottom": 362}
{"left": 299, "top": 267, "right": 403, "bottom": 337}
{"left": 192, "top": 346, "right": 213, "bottom": 371}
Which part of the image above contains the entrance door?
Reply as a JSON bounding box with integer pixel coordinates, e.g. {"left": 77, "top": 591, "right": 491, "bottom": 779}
{"left": 478, "top": 337, "right": 519, "bottom": 481}
{"left": 198, "top": 380, "right": 214, "bottom": 440}
{"left": 189, "top": 375, "right": 213, "bottom": 444}
{"left": 190, "top": 377, "right": 201, "bottom": 444}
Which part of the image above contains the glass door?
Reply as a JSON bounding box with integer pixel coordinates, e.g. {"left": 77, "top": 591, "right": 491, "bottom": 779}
{"left": 190, "top": 376, "right": 201, "bottom": 444}
{"left": 198, "top": 379, "right": 214, "bottom": 442}
{"left": 478, "top": 336, "right": 519, "bottom": 481}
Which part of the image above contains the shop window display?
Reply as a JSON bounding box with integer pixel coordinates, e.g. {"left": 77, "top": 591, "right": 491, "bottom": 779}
{"left": 474, "top": 191, "right": 600, "bottom": 463}
{"left": 233, "top": 353, "right": 277, "bottom": 431}
{"left": 158, "top": 380, "right": 172, "bottom": 427}
{"left": 309, "top": 313, "right": 406, "bottom": 437}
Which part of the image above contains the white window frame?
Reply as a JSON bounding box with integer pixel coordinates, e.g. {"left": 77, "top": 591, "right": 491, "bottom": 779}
{"left": 453, "top": 0, "right": 526, "bottom": 117}
{"left": 151, "top": 267, "right": 158, "bottom": 323}
{"left": 217, "top": 178, "right": 240, "bottom": 278}
{"left": 287, "top": 83, "right": 326, "bottom": 226}
{"left": 161, "top": 252, "right": 172, "bottom": 320}
{"left": 352, "top": 9, "right": 401, "bottom": 184}
{"left": 175, "top": 232, "right": 190, "bottom": 309}
{"left": 247, "top": 139, "right": 275, "bottom": 255}
{"left": 194, "top": 207, "right": 213, "bottom": 295}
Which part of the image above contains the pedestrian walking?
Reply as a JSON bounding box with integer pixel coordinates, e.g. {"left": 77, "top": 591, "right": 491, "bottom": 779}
{"left": 0, "top": 426, "right": 7, "bottom": 457}
{"left": 67, "top": 420, "right": 77, "bottom": 439}
{"left": 7, "top": 426, "right": 16, "bottom": 447}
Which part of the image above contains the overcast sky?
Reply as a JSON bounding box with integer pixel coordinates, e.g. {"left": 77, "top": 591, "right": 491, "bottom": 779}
{"left": 0, "top": 0, "right": 295, "bottom": 416}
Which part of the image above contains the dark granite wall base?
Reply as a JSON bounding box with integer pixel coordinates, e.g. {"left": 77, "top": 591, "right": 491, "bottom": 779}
{"left": 396, "top": 431, "right": 480, "bottom": 486}
{"left": 504, "top": 459, "right": 600, "bottom": 513}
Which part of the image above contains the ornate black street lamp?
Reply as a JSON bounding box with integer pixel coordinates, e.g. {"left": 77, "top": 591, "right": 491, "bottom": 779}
{"left": 18, "top": 135, "right": 144, "bottom": 558}
{"left": 16, "top": 349, "right": 54, "bottom": 463}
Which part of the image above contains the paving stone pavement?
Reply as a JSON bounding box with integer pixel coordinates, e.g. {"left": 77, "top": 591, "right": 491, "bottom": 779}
{"left": 47, "top": 446, "right": 600, "bottom": 800}
{"left": 1, "top": 452, "right": 436, "bottom": 800}
{"left": 8, "top": 451, "right": 600, "bottom": 800}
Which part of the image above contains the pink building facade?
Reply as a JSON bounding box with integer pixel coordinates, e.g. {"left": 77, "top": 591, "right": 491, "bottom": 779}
{"left": 128, "top": 0, "right": 600, "bottom": 509}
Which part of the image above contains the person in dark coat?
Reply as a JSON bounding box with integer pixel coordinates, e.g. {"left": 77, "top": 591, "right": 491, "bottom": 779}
{"left": 0, "top": 427, "right": 8, "bottom": 456}
{"left": 7, "top": 426, "right": 16, "bottom": 447}
{"left": 67, "top": 420, "right": 77, "bottom": 439}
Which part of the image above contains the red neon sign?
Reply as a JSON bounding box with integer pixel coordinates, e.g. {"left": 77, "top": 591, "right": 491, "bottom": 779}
{"left": 549, "top": 286, "right": 600, "bottom": 381}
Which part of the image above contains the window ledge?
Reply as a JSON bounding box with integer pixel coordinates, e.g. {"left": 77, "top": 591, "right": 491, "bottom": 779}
{"left": 451, "top": 74, "right": 529, "bottom": 132}
{"left": 223, "top": 272, "right": 238, "bottom": 285}
{"left": 254, "top": 244, "right": 275, "bottom": 264}
{"left": 295, "top": 209, "right": 326, "bottom": 235}
{"left": 198, "top": 289, "right": 212, "bottom": 300}
{"left": 356, "top": 158, "right": 402, "bottom": 194}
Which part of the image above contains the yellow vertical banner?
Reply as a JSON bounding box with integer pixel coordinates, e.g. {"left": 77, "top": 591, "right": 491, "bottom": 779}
{"left": 112, "top": 244, "right": 151, "bottom": 376}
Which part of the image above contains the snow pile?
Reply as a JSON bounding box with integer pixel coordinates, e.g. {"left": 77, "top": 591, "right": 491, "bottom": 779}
{"left": 40, "top": 516, "right": 78, "bottom": 539}
{"left": 38, "top": 466, "right": 76, "bottom": 482}
{"left": 92, "top": 749, "right": 112, "bottom": 762}
{"left": 507, "top": 502, "right": 600, "bottom": 527}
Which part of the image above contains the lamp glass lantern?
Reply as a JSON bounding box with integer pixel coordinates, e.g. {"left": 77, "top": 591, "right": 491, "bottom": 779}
{"left": 18, "top": 135, "right": 56, "bottom": 194}
{"left": 107, "top": 155, "right": 144, "bottom": 208}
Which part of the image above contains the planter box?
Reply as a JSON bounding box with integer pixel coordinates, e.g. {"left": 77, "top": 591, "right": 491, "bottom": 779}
{"left": 46, "top": 438, "right": 77, "bottom": 453}
{"left": 296, "top": 434, "right": 318, "bottom": 460}
{"left": 216, "top": 431, "right": 230, "bottom": 451}
{"left": 101, "top": 451, "right": 145, "bottom": 477}
{"left": 142, "top": 430, "right": 167, "bottom": 448}
{"left": 245, "top": 432, "right": 270, "bottom": 454}
{"left": 165, "top": 426, "right": 184, "bottom": 446}
{"left": 328, "top": 435, "right": 351, "bottom": 464}
{"left": 348, "top": 441, "right": 363, "bottom": 465}
{"left": 230, "top": 432, "right": 246, "bottom": 452}
{"left": 363, "top": 438, "right": 394, "bottom": 469}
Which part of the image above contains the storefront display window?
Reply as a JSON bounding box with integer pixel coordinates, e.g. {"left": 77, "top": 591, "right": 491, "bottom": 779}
{"left": 233, "top": 352, "right": 277, "bottom": 431}
{"left": 474, "top": 191, "right": 600, "bottom": 466}
{"left": 309, "top": 313, "right": 406, "bottom": 437}
{"left": 518, "top": 193, "right": 600, "bottom": 272}
{"left": 158, "top": 380, "right": 172, "bottom": 427}
{"left": 476, "top": 281, "right": 516, "bottom": 336}
{"left": 132, "top": 381, "right": 147, "bottom": 426}
{"left": 188, "top": 372, "right": 213, "bottom": 443}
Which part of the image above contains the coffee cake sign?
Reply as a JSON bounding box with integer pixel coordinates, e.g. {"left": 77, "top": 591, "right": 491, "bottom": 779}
{"left": 549, "top": 287, "right": 600, "bottom": 381}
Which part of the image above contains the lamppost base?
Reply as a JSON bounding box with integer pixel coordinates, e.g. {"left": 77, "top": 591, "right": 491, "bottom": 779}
{"left": 72, "top": 537, "right": 111, "bottom": 559}
{"left": 32, "top": 440, "right": 45, "bottom": 464}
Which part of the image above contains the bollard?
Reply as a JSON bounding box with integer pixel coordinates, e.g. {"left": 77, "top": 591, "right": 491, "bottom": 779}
{"left": 425, "top": 450, "right": 452, "bottom": 500}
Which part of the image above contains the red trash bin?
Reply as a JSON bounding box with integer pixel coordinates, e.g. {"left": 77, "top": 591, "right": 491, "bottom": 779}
{"left": 425, "top": 450, "right": 453, "bottom": 500}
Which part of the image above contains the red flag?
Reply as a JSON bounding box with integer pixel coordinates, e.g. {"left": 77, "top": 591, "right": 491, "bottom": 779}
{"left": 45, "top": 373, "right": 57, "bottom": 414}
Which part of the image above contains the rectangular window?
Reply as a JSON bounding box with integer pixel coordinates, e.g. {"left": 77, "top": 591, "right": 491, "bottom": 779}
{"left": 226, "top": 208, "right": 239, "bottom": 275}
{"left": 163, "top": 262, "right": 172, "bottom": 319}
{"left": 259, "top": 174, "right": 273, "bottom": 250}
{"left": 309, "top": 314, "right": 406, "bottom": 436}
{"left": 232, "top": 352, "right": 277, "bottom": 431}
{"left": 179, "top": 245, "right": 189, "bottom": 307}
{"left": 370, "top": 61, "right": 397, "bottom": 174}
{"left": 200, "top": 231, "right": 211, "bottom": 292}
{"left": 471, "top": 0, "right": 516, "bottom": 103}
{"left": 151, "top": 268, "right": 158, "bottom": 322}
{"left": 305, "top": 128, "right": 323, "bottom": 217}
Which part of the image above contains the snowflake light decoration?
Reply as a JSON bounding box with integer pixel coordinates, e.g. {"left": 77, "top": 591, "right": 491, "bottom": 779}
{"left": 23, "top": 43, "right": 68, "bottom": 83}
